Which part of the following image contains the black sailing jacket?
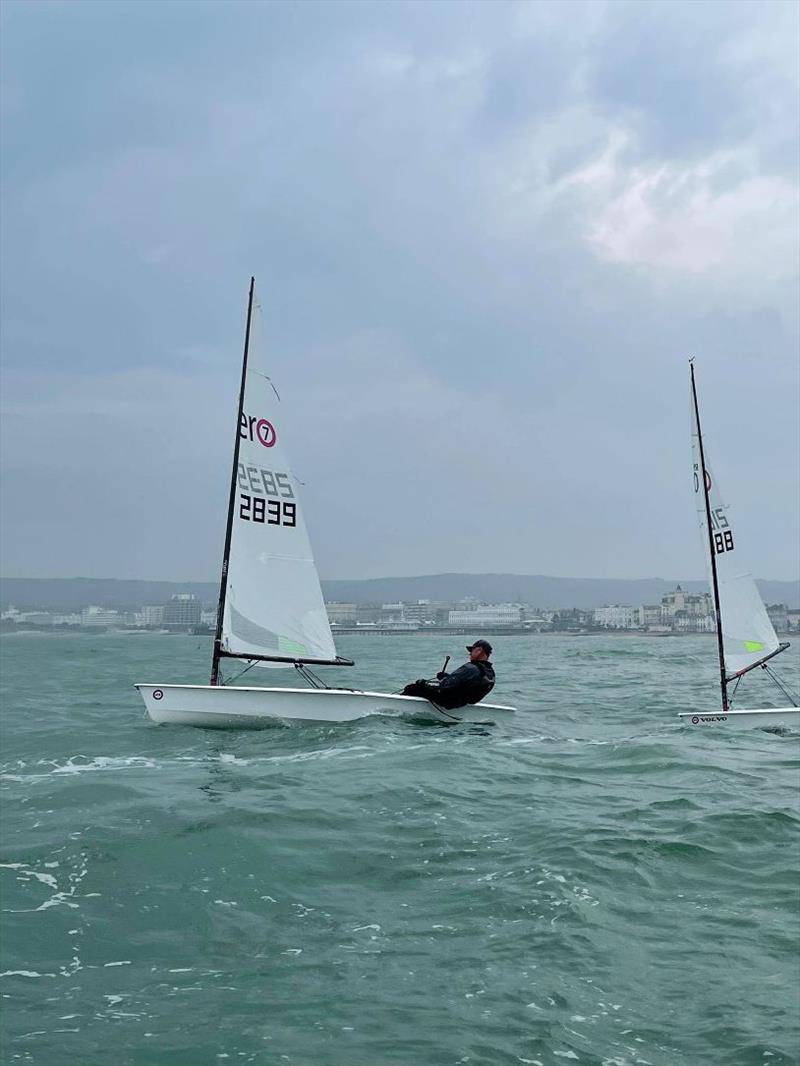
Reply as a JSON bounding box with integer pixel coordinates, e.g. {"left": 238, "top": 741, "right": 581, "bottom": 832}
{"left": 434, "top": 660, "right": 495, "bottom": 710}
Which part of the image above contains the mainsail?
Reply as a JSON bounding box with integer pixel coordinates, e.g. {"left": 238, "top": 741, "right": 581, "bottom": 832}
{"left": 217, "top": 282, "right": 338, "bottom": 666}
{"left": 690, "top": 373, "right": 781, "bottom": 679}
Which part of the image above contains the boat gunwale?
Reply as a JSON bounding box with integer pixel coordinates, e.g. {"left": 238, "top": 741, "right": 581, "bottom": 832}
{"left": 134, "top": 682, "right": 516, "bottom": 712}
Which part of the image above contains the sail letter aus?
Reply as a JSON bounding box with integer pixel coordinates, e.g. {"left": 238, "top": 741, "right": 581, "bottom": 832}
{"left": 237, "top": 463, "right": 296, "bottom": 528}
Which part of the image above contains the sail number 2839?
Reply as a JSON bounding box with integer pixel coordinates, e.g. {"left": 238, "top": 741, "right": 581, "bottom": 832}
{"left": 239, "top": 494, "right": 296, "bottom": 526}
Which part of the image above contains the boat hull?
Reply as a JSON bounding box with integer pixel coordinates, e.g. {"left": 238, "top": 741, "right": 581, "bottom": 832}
{"left": 678, "top": 708, "right": 800, "bottom": 728}
{"left": 135, "top": 683, "right": 516, "bottom": 727}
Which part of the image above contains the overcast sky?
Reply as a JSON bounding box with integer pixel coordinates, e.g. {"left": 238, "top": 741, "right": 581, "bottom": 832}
{"left": 1, "top": 0, "right": 798, "bottom": 583}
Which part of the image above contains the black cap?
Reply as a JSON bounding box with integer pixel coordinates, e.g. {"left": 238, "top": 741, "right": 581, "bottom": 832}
{"left": 466, "top": 639, "right": 492, "bottom": 655}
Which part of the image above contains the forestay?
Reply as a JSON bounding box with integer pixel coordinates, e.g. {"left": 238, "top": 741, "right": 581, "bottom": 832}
{"left": 690, "top": 395, "right": 780, "bottom": 678}
{"left": 221, "top": 289, "right": 337, "bottom": 663}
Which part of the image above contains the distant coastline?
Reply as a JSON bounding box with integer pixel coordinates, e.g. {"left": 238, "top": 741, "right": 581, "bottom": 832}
{"left": 2, "top": 573, "right": 799, "bottom": 610}
{"left": 0, "top": 627, "right": 720, "bottom": 639}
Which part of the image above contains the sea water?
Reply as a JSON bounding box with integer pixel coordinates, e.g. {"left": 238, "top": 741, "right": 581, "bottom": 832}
{"left": 1, "top": 632, "right": 798, "bottom": 1066}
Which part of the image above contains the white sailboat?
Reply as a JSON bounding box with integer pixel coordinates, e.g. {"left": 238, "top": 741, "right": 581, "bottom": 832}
{"left": 678, "top": 363, "right": 798, "bottom": 729}
{"left": 136, "top": 278, "right": 514, "bottom": 727}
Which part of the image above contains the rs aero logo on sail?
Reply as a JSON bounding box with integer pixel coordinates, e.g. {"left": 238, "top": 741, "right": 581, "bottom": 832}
{"left": 240, "top": 412, "right": 277, "bottom": 448}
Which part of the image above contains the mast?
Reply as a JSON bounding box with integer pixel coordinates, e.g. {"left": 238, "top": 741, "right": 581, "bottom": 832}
{"left": 690, "top": 360, "right": 729, "bottom": 712}
{"left": 210, "top": 276, "right": 255, "bottom": 686}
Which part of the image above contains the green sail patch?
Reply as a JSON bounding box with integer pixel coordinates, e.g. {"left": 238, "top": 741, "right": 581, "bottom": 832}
{"left": 279, "top": 636, "right": 308, "bottom": 656}
{"left": 744, "top": 641, "right": 764, "bottom": 653}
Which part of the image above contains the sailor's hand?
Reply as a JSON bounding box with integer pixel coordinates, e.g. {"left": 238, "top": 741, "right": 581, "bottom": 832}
{"left": 436, "top": 671, "right": 447, "bottom": 680}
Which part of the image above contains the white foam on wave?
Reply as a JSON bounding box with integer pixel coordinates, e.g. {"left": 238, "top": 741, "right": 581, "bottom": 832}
{"left": 260, "top": 745, "right": 376, "bottom": 765}
{"left": 2, "top": 755, "right": 159, "bottom": 783}
{"left": 52, "top": 756, "right": 158, "bottom": 775}
{"left": 39, "top": 893, "right": 80, "bottom": 912}
{"left": 1, "top": 854, "right": 90, "bottom": 915}
{"left": 5, "top": 746, "right": 385, "bottom": 787}
{"left": 0, "top": 863, "right": 57, "bottom": 890}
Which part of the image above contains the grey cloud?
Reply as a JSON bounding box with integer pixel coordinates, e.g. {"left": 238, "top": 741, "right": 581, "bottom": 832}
{"left": 1, "top": 0, "right": 797, "bottom": 581}
{"left": 588, "top": 0, "right": 798, "bottom": 168}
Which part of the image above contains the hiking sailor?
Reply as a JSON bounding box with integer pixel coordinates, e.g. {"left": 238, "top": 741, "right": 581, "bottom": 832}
{"left": 402, "top": 639, "right": 496, "bottom": 710}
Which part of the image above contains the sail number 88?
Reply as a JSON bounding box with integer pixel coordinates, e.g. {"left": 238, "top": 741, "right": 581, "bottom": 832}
{"left": 714, "top": 531, "right": 734, "bottom": 554}
{"left": 240, "top": 493, "right": 296, "bottom": 527}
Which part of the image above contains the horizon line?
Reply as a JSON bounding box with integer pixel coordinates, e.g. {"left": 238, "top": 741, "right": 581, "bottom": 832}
{"left": 2, "top": 572, "right": 799, "bottom": 584}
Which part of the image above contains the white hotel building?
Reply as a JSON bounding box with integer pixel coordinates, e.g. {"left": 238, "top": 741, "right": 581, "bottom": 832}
{"left": 448, "top": 604, "right": 523, "bottom": 626}
{"left": 593, "top": 605, "right": 639, "bottom": 629}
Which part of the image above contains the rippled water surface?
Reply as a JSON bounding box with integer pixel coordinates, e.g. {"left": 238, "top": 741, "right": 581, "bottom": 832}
{"left": 1, "top": 632, "right": 799, "bottom": 1066}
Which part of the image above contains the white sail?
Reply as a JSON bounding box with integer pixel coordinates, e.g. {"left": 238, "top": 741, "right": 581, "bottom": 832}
{"left": 690, "top": 387, "right": 780, "bottom": 677}
{"left": 221, "top": 289, "right": 337, "bottom": 663}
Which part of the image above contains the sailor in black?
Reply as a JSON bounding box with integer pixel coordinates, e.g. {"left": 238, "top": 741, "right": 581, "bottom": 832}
{"left": 402, "top": 639, "right": 496, "bottom": 710}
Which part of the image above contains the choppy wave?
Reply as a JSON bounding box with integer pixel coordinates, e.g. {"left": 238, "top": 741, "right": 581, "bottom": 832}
{"left": 1, "top": 631, "right": 798, "bottom": 1066}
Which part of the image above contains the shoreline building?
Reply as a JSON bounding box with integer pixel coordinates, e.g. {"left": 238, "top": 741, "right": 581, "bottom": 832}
{"left": 81, "top": 606, "right": 121, "bottom": 627}
{"left": 135, "top": 605, "right": 166, "bottom": 627}
{"left": 325, "top": 602, "right": 357, "bottom": 626}
{"left": 448, "top": 603, "right": 524, "bottom": 627}
{"left": 660, "top": 585, "right": 712, "bottom": 623}
{"left": 163, "top": 594, "right": 201, "bottom": 629}
{"left": 593, "top": 605, "right": 638, "bottom": 629}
